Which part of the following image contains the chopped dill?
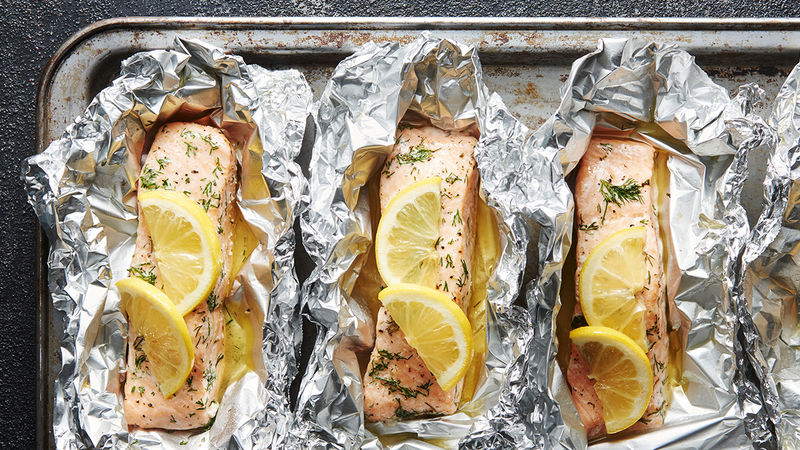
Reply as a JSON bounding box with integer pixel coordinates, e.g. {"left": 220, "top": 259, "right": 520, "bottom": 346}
{"left": 599, "top": 178, "right": 642, "bottom": 222}
{"left": 374, "top": 376, "right": 427, "bottom": 399}
{"left": 139, "top": 167, "right": 161, "bottom": 190}
{"left": 368, "top": 350, "right": 409, "bottom": 377}
{"left": 200, "top": 193, "right": 221, "bottom": 212}
{"left": 416, "top": 380, "right": 432, "bottom": 396}
{"left": 206, "top": 292, "right": 218, "bottom": 311}
{"left": 184, "top": 141, "right": 198, "bottom": 156}
{"left": 180, "top": 129, "right": 197, "bottom": 140}
{"left": 156, "top": 157, "right": 170, "bottom": 170}
{"left": 128, "top": 265, "right": 156, "bottom": 285}
{"left": 202, "top": 180, "right": 216, "bottom": 197}
{"left": 201, "top": 134, "right": 219, "bottom": 152}
{"left": 452, "top": 210, "right": 462, "bottom": 226}
{"left": 212, "top": 157, "right": 222, "bottom": 178}
{"left": 396, "top": 140, "right": 434, "bottom": 165}
{"left": 203, "top": 366, "right": 216, "bottom": 388}
{"left": 134, "top": 354, "right": 146, "bottom": 369}
{"left": 444, "top": 173, "right": 462, "bottom": 184}
{"left": 393, "top": 399, "right": 435, "bottom": 420}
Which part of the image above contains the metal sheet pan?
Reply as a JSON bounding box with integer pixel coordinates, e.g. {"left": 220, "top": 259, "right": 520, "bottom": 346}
{"left": 35, "top": 17, "right": 800, "bottom": 448}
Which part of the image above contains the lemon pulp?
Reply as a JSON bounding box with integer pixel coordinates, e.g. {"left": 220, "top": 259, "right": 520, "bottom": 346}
{"left": 138, "top": 189, "right": 222, "bottom": 315}
{"left": 375, "top": 177, "right": 442, "bottom": 287}
{"left": 570, "top": 326, "right": 653, "bottom": 433}
{"left": 379, "top": 284, "right": 473, "bottom": 391}
{"left": 578, "top": 226, "right": 648, "bottom": 350}
{"left": 118, "top": 277, "right": 194, "bottom": 397}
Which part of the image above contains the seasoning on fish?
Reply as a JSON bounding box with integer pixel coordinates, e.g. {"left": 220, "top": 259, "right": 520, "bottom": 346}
{"left": 567, "top": 137, "right": 668, "bottom": 439}
{"left": 124, "top": 122, "right": 237, "bottom": 429}
{"left": 363, "top": 126, "right": 478, "bottom": 422}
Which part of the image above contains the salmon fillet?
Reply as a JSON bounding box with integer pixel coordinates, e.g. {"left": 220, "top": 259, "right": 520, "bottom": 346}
{"left": 124, "top": 122, "right": 237, "bottom": 429}
{"left": 363, "top": 126, "right": 478, "bottom": 422}
{"left": 567, "top": 138, "right": 668, "bottom": 439}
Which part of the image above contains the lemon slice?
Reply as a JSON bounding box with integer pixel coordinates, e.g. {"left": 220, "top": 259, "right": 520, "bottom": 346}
{"left": 579, "top": 226, "right": 648, "bottom": 350}
{"left": 378, "top": 283, "right": 473, "bottom": 391}
{"left": 375, "top": 177, "right": 441, "bottom": 287}
{"left": 118, "top": 277, "right": 194, "bottom": 397}
{"left": 138, "top": 189, "right": 222, "bottom": 315}
{"left": 570, "top": 326, "right": 653, "bottom": 434}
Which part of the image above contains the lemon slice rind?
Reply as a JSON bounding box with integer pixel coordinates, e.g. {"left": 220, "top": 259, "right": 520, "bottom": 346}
{"left": 578, "top": 226, "right": 648, "bottom": 350}
{"left": 118, "top": 276, "right": 194, "bottom": 397}
{"left": 570, "top": 326, "right": 653, "bottom": 434}
{"left": 375, "top": 177, "right": 442, "bottom": 287}
{"left": 138, "top": 189, "right": 222, "bottom": 315}
{"left": 378, "top": 283, "right": 473, "bottom": 391}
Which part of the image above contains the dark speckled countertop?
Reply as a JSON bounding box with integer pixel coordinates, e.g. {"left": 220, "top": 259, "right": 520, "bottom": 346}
{"left": 2, "top": 1, "right": 799, "bottom": 448}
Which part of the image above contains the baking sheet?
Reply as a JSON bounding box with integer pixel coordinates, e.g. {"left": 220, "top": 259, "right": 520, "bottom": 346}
{"left": 35, "top": 17, "right": 800, "bottom": 448}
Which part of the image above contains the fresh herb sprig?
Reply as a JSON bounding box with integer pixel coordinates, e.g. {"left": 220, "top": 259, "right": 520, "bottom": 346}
{"left": 396, "top": 140, "right": 435, "bottom": 165}
{"left": 599, "top": 178, "right": 642, "bottom": 223}
{"left": 128, "top": 265, "right": 156, "bottom": 285}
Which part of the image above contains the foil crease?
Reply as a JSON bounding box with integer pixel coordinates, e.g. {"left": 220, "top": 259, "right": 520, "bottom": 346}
{"left": 294, "top": 34, "right": 559, "bottom": 449}
{"left": 739, "top": 59, "right": 800, "bottom": 449}
{"left": 22, "top": 38, "right": 311, "bottom": 449}
{"left": 464, "top": 39, "right": 772, "bottom": 449}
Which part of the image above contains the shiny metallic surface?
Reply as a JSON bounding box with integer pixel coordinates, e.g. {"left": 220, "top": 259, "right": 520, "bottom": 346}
{"left": 455, "top": 38, "right": 776, "bottom": 449}
{"left": 295, "top": 33, "right": 564, "bottom": 449}
{"left": 294, "top": 31, "right": 776, "bottom": 448}
{"left": 34, "top": 17, "right": 800, "bottom": 448}
{"left": 25, "top": 38, "right": 311, "bottom": 448}
{"left": 739, "top": 60, "right": 800, "bottom": 449}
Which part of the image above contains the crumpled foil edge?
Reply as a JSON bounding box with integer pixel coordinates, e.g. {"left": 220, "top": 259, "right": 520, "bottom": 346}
{"left": 737, "top": 60, "right": 800, "bottom": 449}
{"left": 22, "top": 37, "right": 311, "bottom": 449}
{"left": 293, "top": 34, "right": 559, "bottom": 449}
{"left": 466, "top": 38, "right": 776, "bottom": 449}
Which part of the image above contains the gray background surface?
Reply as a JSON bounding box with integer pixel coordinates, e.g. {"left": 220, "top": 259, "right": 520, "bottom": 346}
{"left": 2, "top": 1, "right": 800, "bottom": 448}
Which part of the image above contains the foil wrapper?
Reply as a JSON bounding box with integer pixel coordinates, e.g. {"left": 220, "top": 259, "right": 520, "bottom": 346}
{"left": 739, "top": 59, "right": 800, "bottom": 449}
{"left": 464, "top": 39, "right": 774, "bottom": 449}
{"left": 22, "top": 38, "right": 312, "bottom": 449}
{"left": 462, "top": 39, "right": 772, "bottom": 449}
{"left": 294, "top": 34, "right": 558, "bottom": 448}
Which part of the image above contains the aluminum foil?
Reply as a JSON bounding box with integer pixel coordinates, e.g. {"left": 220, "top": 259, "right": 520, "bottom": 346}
{"left": 738, "top": 59, "right": 800, "bottom": 449}
{"left": 463, "top": 39, "right": 775, "bottom": 449}
{"left": 294, "top": 34, "right": 564, "bottom": 449}
{"left": 22, "top": 37, "right": 312, "bottom": 449}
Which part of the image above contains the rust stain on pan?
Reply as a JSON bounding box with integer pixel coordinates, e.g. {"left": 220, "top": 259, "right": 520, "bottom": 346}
{"left": 484, "top": 66, "right": 522, "bottom": 77}
{"left": 494, "top": 32, "right": 510, "bottom": 46}
{"left": 513, "top": 82, "right": 540, "bottom": 100}
{"left": 304, "top": 31, "right": 414, "bottom": 49}
{"left": 523, "top": 32, "right": 544, "bottom": 47}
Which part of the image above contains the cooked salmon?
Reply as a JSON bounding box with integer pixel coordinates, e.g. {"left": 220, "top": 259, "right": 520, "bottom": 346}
{"left": 363, "top": 126, "right": 478, "bottom": 422}
{"left": 124, "top": 122, "right": 237, "bottom": 429}
{"left": 567, "top": 137, "right": 668, "bottom": 439}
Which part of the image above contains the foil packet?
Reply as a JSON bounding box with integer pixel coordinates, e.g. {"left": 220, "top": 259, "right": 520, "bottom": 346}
{"left": 293, "top": 34, "right": 563, "bottom": 448}
{"left": 22, "top": 38, "right": 312, "bottom": 449}
{"left": 739, "top": 59, "right": 800, "bottom": 449}
{"left": 462, "top": 39, "right": 775, "bottom": 448}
